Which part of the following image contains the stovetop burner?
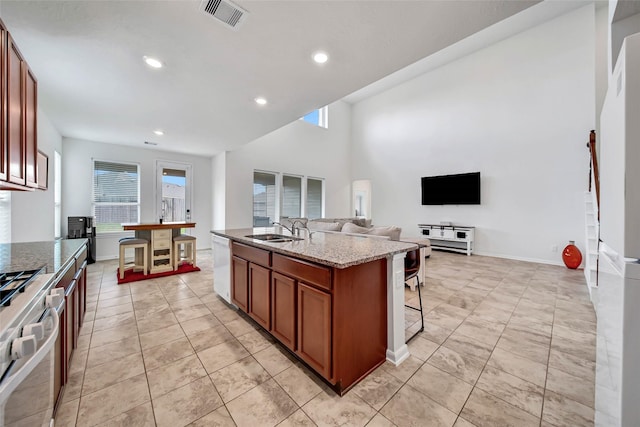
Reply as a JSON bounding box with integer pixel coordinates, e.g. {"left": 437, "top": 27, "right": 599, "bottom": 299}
{"left": 0, "top": 267, "right": 45, "bottom": 308}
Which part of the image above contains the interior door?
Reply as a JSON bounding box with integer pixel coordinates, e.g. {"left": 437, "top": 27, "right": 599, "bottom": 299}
{"left": 156, "top": 161, "right": 192, "bottom": 224}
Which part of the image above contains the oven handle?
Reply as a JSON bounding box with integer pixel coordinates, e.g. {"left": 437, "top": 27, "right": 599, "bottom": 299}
{"left": 0, "top": 304, "right": 60, "bottom": 402}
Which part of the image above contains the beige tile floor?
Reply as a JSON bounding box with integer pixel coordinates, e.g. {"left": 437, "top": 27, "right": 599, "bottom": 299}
{"left": 55, "top": 250, "right": 596, "bottom": 427}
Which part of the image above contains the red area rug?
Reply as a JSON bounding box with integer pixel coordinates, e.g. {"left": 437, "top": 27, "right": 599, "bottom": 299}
{"left": 117, "top": 264, "right": 201, "bottom": 284}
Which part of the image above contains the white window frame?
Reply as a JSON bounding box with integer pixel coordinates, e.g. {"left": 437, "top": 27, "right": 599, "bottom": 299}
{"left": 155, "top": 160, "right": 193, "bottom": 223}
{"left": 92, "top": 159, "right": 141, "bottom": 234}
{"left": 253, "top": 170, "right": 280, "bottom": 226}
{"left": 300, "top": 105, "right": 329, "bottom": 129}
{"left": 252, "top": 170, "right": 326, "bottom": 222}
{"left": 305, "top": 176, "right": 325, "bottom": 219}
{"left": 54, "top": 151, "right": 62, "bottom": 239}
{"left": 281, "top": 173, "right": 303, "bottom": 219}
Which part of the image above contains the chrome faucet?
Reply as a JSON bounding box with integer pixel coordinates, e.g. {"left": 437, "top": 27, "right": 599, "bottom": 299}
{"left": 292, "top": 220, "right": 315, "bottom": 239}
{"left": 272, "top": 221, "right": 296, "bottom": 235}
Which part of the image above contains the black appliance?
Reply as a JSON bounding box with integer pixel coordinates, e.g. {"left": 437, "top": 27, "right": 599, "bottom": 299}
{"left": 421, "top": 172, "right": 481, "bottom": 205}
{"left": 67, "top": 216, "right": 96, "bottom": 263}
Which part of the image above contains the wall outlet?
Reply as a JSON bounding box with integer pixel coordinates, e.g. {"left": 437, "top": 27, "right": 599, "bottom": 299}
{"left": 551, "top": 245, "right": 558, "bottom": 253}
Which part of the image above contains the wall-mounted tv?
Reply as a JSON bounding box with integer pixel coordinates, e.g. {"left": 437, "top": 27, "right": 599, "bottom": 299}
{"left": 421, "top": 172, "right": 481, "bottom": 205}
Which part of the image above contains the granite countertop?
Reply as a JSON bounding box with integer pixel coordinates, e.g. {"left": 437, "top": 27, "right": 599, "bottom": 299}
{"left": 0, "top": 239, "right": 88, "bottom": 275}
{"left": 211, "top": 227, "right": 418, "bottom": 268}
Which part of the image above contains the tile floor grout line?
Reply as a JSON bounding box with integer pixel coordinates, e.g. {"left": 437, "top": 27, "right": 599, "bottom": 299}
{"left": 539, "top": 277, "right": 559, "bottom": 427}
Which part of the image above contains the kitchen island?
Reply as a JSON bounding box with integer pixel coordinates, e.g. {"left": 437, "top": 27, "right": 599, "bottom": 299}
{"left": 122, "top": 222, "right": 196, "bottom": 273}
{"left": 211, "top": 227, "right": 417, "bottom": 394}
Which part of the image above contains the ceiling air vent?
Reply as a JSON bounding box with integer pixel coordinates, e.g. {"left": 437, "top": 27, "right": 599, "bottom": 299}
{"left": 200, "top": 0, "right": 248, "bottom": 30}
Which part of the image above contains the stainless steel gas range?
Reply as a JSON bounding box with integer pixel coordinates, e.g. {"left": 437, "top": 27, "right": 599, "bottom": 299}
{"left": 0, "top": 239, "right": 88, "bottom": 427}
{"left": 0, "top": 267, "right": 61, "bottom": 427}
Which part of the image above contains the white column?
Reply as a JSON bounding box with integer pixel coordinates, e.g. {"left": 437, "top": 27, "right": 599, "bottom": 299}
{"left": 386, "top": 252, "right": 410, "bottom": 365}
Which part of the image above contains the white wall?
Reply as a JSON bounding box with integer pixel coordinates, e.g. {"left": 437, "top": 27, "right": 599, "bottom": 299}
{"left": 351, "top": 5, "right": 596, "bottom": 264}
{"left": 223, "top": 101, "right": 353, "bottom": 229}
{"left": 11, "top": 107, "right": 61, "bottom": 242}
{"left": 62, "top": 138, "right": 213, "bottom": 260}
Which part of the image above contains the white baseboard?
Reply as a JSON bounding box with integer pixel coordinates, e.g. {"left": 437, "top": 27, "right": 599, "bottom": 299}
{"left": 471, "top": 250, "right": 567, "bottom": 267}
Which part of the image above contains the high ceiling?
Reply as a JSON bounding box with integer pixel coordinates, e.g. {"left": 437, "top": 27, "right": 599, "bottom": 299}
{"left": 0, "top": 0, "right": 548, "bottom": 156}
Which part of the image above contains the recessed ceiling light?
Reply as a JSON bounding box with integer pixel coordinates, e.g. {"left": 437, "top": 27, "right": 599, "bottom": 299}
{"left": 143, "top": 56, "right": 163, "bottom": 69}
{"left": 255, "top": 97, "right": 267, "bottom": 106}
{"left": 153, "top": 130, "right": 164, "bottom": 136}
{"left": 312, "top": 51, "right": 329, "bottom": 64}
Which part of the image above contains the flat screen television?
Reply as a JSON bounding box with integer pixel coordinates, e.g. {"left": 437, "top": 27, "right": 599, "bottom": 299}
{"left": 421, "top": 172, "right": 481, "bottom": 205}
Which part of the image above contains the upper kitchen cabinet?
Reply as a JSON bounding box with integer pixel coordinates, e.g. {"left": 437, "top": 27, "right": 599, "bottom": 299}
{"left": 0, "top": 19, "right": 40, "bottom": 191}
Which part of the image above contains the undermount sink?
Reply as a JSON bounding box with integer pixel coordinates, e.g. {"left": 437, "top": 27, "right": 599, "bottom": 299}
{"left": 246, "top": 233, "right": 303, "bottom": 243}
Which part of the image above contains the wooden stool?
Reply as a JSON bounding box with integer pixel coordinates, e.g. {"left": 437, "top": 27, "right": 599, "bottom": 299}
{"left": 119, "top": 237, "right": 149, "bottom": 279}
{"left": 173, "top": 235, "right": 196, "bottom": 270}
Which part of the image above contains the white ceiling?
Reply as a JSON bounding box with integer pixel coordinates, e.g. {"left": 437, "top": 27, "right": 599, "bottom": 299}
{"left": 0, "top": 0, "right": 561, "bottom": 156}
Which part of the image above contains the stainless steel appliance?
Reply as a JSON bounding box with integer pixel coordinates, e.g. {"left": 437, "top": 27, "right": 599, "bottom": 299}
{"left": 0, "top": 268, "right": 62, "bottom": 427}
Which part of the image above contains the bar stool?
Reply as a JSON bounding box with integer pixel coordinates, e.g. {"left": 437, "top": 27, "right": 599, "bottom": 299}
{"left": 404, "top": 248, "right": 424, "bottom": 343}
{"left": 119, "top": 237, "right": 149, "bottom": 279}
{"left": 173, "top": 235, "right": 196, "bottom": 271}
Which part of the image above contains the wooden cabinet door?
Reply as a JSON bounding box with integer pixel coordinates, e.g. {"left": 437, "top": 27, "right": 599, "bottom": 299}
{"left": 65, "top": 279, "right": 78, "bottom": 359}
{"left": 74, "top": 259, "right": 88, "bottom": 329}
{"left": 271, "top": 272, "right": 296, "bottom": 350}
{"left": 231, "top": 255, "right": 249, "bottom": 312}
{"left": 297, "top": 282, "right": 331, "bottom": 379}
{"left": 24, "top": 66, "right": 37, "bottom": 188}
{"left": 0, "top": 21, "right": 7, "bottom": 182}
{"left": 6, "top": 33, "right": 25, "bottom": 186}
{"left": 249, "top": 263, "right": 271, "bottom": 330}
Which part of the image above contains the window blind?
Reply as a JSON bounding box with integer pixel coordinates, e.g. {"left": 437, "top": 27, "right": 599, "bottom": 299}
{"left": 92, "top": 160, "right": 140, "bottom": 232}
{"left": 306, "top": 178, "right": 323, "bottom": 219}
{"left": 282, "top": 175, "right": 301, "bottom": 218}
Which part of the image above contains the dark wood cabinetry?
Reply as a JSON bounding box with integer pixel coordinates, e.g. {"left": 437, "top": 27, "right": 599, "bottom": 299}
{"left": 231, "top": 255, "right": 249, "bottom": 312}
{"left": 248, "top": 263, "right": 271, "bottom": 330}
{"left": 271, "top": 272, "right": 296, "bottom": 351}
{"left": 56, "top": 262, "right": 76, "bottom": 380}
{"left": 52, "top": 244, "right": 89, "bottom": 415}
{"left": 24, "top": 66, "right": 37, "bottom": 188}
{"left": 6, "top": 32, "right": 25, "bottom": 187}
{"left": 0, "top": 18, "right": 40, "bottom": 191}
{"left": 231, "top": 241, "right": 387, "bottom": 394}
{"left": 297, "top": 282, "right": 332, "bottom": 378}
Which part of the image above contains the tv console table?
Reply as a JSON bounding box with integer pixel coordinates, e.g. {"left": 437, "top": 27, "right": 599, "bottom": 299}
{"left": 418, "top": 224, "right": 474, "bottom": 256}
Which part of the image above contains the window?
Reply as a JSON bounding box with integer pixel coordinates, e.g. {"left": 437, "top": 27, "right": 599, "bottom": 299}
{"left": 54, "top": 151, "right": 61, "bottom": 238}
{"left": 92, "top": 160, "right": 140, "bottom": 233}
{"left": 253, "top": 171, "right": 277, "bottom": 226}
{"left": 253, "top": 170, "right": 325, "bottom": 223}
{"left": 306, "top": 178, "right": 324, "bottom": 219}
{"left": 301, "top": 105, "right": 328, "bottom": 128}
{"left": 282, "top": 175, "right": 302, "bottom": 218}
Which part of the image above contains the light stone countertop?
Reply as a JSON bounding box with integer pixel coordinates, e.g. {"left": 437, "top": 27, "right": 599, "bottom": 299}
{"left": 211, "top": 227, "right": 418, "bottom": 268}
{"left": 0, "top": 239, "right": 87, "bottom": 274}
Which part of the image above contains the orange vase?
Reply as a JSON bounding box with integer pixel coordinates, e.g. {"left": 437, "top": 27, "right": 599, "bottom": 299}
{"left": 562, "top": 241, "right": 582, "bottom": 269}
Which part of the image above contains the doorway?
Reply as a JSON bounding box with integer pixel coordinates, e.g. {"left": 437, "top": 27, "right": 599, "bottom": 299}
{"left": 156, "top": 161, "right": 192, "bottom": 223}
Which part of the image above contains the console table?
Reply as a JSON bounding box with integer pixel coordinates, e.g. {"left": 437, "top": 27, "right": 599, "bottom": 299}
{"left": 122, "top": 222, "right": 196, "bottom": 273}
{"left": 418, "top": 224, "right": 474, "bottom": 256}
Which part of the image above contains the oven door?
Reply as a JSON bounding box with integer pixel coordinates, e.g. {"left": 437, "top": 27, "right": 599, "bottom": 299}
{"left": 0, "top": 304, "right": 60, "bottom": 427}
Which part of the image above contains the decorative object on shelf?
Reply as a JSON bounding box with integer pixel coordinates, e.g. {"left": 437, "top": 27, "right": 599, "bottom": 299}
{"left": 562, "top": 240, "right": 583, "bottom": 269}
